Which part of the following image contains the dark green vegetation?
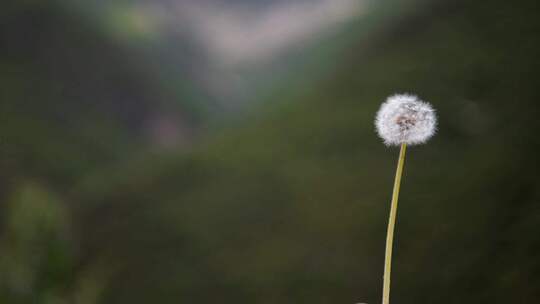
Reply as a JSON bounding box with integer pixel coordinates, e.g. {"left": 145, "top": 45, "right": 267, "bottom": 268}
{"left": 1, "top": 0, "right": 540, "bottom": 303}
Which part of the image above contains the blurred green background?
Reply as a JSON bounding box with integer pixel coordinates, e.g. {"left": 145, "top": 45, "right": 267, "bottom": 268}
{"left": 1, "top": 0, "right": 540, "bottom": 303}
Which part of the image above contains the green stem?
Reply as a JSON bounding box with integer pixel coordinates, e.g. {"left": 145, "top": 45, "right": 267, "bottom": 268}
{"left": 382, "top": 143, "right": 407, "bottom": 304}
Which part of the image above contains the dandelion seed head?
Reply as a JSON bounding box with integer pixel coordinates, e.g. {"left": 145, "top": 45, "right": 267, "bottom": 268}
{"left": 375, "top": 94, "right": 437, "bottom": 146}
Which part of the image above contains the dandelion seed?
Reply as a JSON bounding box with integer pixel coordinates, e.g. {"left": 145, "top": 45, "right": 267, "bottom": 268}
{"left": 375, "top": 94, "right": 437, "bottom": 146}
{"left": 375, "top": 93, "right": 437, "bottom": 304}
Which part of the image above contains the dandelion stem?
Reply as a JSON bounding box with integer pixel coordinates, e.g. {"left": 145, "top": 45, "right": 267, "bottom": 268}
{"left": 382, "top": 143, "right": 407, "bottom": 304}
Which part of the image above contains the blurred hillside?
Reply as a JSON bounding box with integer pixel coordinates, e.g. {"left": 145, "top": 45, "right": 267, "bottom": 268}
{"left": 0, "top": 1, "right": 201, "bottom": 186}
{"left": 2, "top": 0, "right": 540, "bottom": 303}
{"left": 67, "top": 0, "right": 366, "bottom": 113}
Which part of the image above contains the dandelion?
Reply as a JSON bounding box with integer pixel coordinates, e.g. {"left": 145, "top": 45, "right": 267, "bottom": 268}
{"left": 375, "top": 94, "right": 437, "bottom": 304}
{"left": 375, "top": 94, "right": 437, "bottom": 146}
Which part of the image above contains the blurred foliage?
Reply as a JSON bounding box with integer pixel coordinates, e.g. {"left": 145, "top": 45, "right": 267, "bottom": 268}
{"left": 0, "top": 182, "right": 107, "bottom": 304}
{"left": 2, "top": 0, "right": 540, "bottom": 303}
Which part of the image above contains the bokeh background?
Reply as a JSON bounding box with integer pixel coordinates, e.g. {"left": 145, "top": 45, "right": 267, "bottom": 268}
{"left": 1, "top": 0, "right": 540, "bottom": 303}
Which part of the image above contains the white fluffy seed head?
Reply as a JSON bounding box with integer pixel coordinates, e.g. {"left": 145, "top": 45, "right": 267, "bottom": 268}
{"left": 375, "top": 94, "right": 437, "bottom": 146}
